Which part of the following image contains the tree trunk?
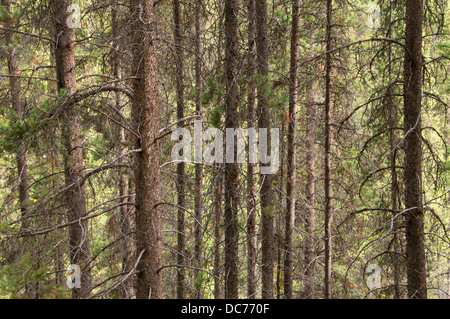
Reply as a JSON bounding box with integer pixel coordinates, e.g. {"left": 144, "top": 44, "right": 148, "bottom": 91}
{"left": 2, "top": 0, "right": 34, "bottom": 298}
{"left": 324, "top": 0, "right": 334, "bottom": 299}
{"left": 130, "top": 0, "right": 163, "bottom": 299}
{"left": 246, "top": 0, "right": 258, "bottom": 300}
{"left": 52, "top": 0, "right": 92, "bottom": 299}
{"left": 403, "top": 0, "right": 427, "bottom": 299}
{"left": 214, "top": 0, "right": 224, "bottom": 300}
{"left": 276, "top": 130, "right": 284, "bottom": 300}
{"left": 303, "top": 76, "right": 318, "bottom": 299}
{"left": 387, "top": 1, "right": 401, "bottom": 300}
{"left": 284, "top": 0, "right": 300, "bottom": 299}
{"left": 2, "top": 0, "right": 31, "bottom": 238}
{"left": 214, "top": 164, "right": 223, "bottom": 299}
{"left": 256, "top": 0, "right": 274, "bottom": 299}
{"left": 194, "top": 0, "right": 204, "bottom": 299}
{"left": 112, "top": 1, "right": 134, "bottom": 299}
{"left": 172, "top": 0, "right": 186, "bottom": 300}
{"left": 224, "top": 0, "right": 239, "bottom": 298}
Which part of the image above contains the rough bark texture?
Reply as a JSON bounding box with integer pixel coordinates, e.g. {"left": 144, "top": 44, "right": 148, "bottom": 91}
{"left": 172, "top": 0, "right": 186, "bottom": 300}
{"left": 324, "top": 0, "right": 333, "bottom": 299}
{"left": 52, "top": 0, "right": 92, "bottom": 299}
{"left": 284, "top": 0, "right": 300, "bottom": 299}
{"left": 256, "top": 0, "right": 274, "bottom": 299}
{"left": 224, "top": 0, "right": 239, "bottom": 298}
{"left": 130, "top": 0, "right": 163, "bottom": 299}
{"left": 303, "top": 77, "right": 318, "bottom": 299}
{"left": 403, "top": 0, "right": 427, "bottom": 299}
{"left": 194, "top": 0, "right": 204, "bottom": 299}
{"left": 246, "top": 0, "right": 257, "bottom": 300}
{"left": 387, "top": 1, "right": 401, "bottom": 299}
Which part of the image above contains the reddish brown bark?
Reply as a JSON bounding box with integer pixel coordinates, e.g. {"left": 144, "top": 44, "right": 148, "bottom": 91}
{"left": 224, "top": 0, "right": 239, "bottom": 298}
{"left": 52, "top": 0, "right": 92, "bottom": 299}
{"left": 130, "top": 0, "right": 163, "bottom": 299}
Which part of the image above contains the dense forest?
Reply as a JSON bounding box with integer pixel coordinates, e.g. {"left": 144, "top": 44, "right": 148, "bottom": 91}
{"left": 0, "top": 0, "right": 449, "bottom": 300}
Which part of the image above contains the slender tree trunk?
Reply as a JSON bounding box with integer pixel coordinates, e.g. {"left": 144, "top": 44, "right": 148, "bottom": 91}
{"left": 118, "top": 119, "right": 134, "bottom": 299}
{"left": 48, "top": 38, "right": 65, "bottom": 290}
{"left": 303, "top": 77, "right": 318, "bottom": 299}
{"left": 276, "top": 132, "right": 285, "bottom": 300}
{"left": 214, "top": 164, "right": 223, "bottom": 299}
{"left": 403, "top": 0, "right": 427, "bottom": 299}
{"left": 2, "top": 0, "right": 34, "bottom": 298}
{"left": 224, "top": 0, "right": 239, "bottom": 298}
{"left": 52, "top": 0, "right": 92, "bottom": 299}
{"left": 172, "top": 0, "right": 186, "bottom": 300}
{"left": 176, "top": 162, "right": 186, "bottom": 300}
{"left": 112, "top": 1, "right": 134, "bottom": 299}
{"left": 214, "top": 0, "right": 224, "bottom": 300}
{"left": 256, "top": 0, "right": 274, "bottom": 299}
{"left": 246, "top": 0, "right": 258, "bottom": 299}
{"left": 2, "top": 0, "right": 31, "bottom": 236}
{"left": 284, "top": 0, "right": 300, "bottom": 299}
{"left": 324, "top": 0, "right": 334, "bottom": 299}
{"left": 275, "top": 121, "right": 284, "bottom": 300}
{"left": 130, "top": 0, "right": 163, "bottom": 299}
{"left": 387, "top": 1, "right": 401, "bottom": 300}
{"left": 194, "top": 0, "right": 204, "bottom": 299}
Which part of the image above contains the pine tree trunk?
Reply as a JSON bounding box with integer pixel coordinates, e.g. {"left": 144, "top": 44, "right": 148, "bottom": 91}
{"left": 303, "top": 77, "right": 318, "bottom": 299}
{"left": 2, "top": 0, "right": 31, "bottom": 237}
{"left": 387, "top": 1, "right": 401, "bottom": 299}
{"left": 284, "top": 0, "right": 300, "bottom": 299}
{"left": 214, "top": 0, "right": 224, "bottom": 300}
{"left": 324, "top": 0, "right": 334, "bottom": 299}
{"left": 214, "top": 164, "right": 223, "bottom": 299}
{"left": 172, "top": 0, "right": 186, "bottom": 300}
{"left": 246, "top": 0, "right": 258, "bottom": 299}
{"left": 112, "top": 2, "right": 134, "bottom": 299}
{"left": 194, "top": 0, "right": 204, "bottom": 299}
{"left": 52, "top": 0, "right": 92, "bottom": 299}
{"left": 256, "top": 0, "right": 274, "bottom": 299}
{"left": 2, "top": 0, "right": 34, "bottom": 298}
{"left": 224, "top": 0, "right": 239, "bottom": 298}
{"left": 276, "top": 131, "right": 284, "bottom": 300}
{"left": 130, "top": 0, "right": 163, "bottom": 299}
{"left": 403, "top": 0, "right": 427, "bottom": 299}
